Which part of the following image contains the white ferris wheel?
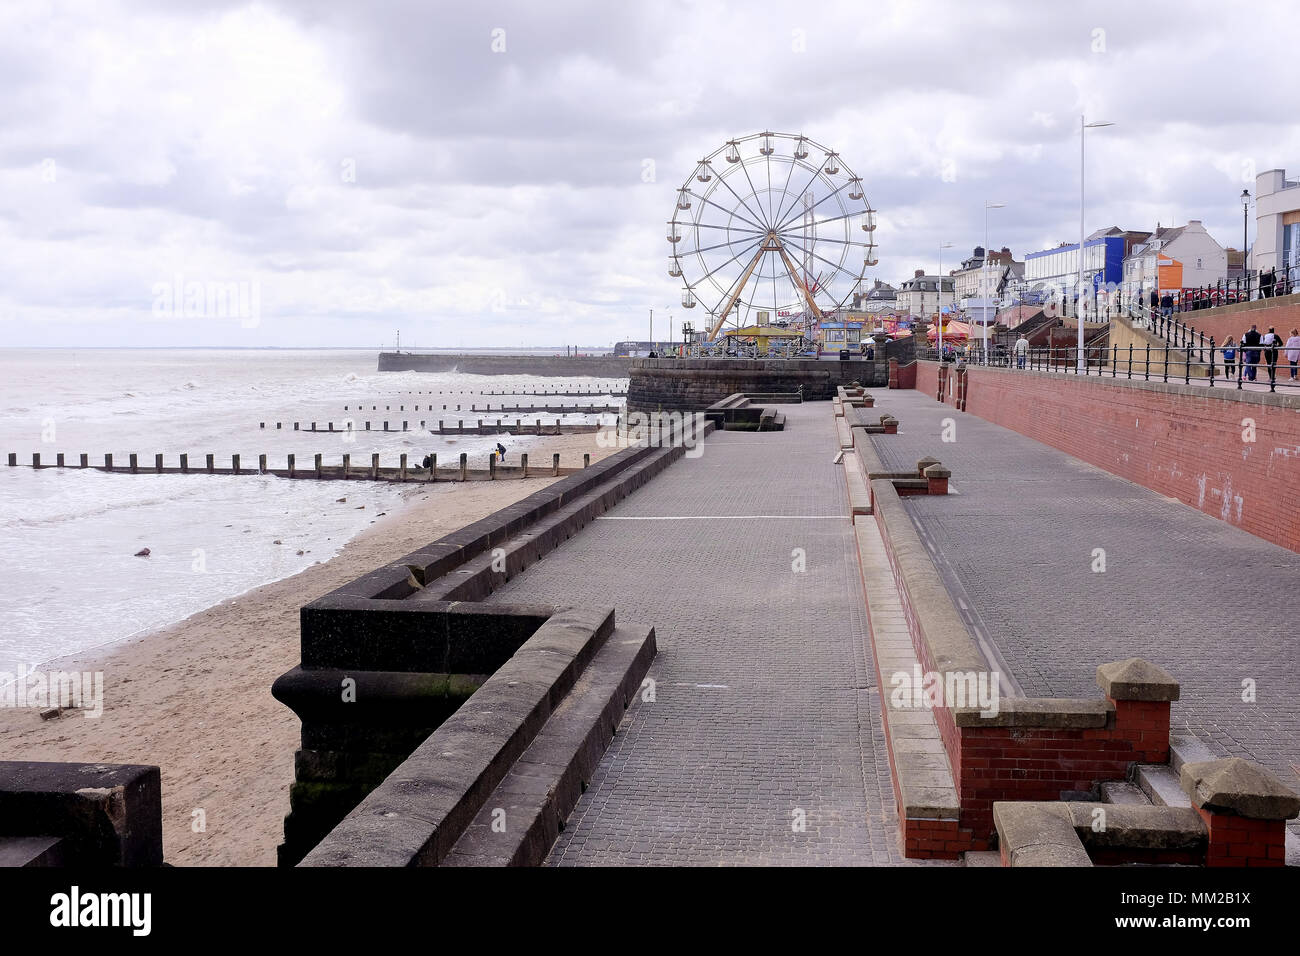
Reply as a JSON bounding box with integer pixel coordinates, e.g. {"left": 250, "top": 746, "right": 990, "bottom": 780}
{"left": 668, "top": 131, "right": 878, "bottom": 342}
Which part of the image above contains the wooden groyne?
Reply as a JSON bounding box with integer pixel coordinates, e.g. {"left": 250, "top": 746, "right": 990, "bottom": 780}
{"left": 256, "top": 418, "right": 610, "bottom": 435}
{"left": 7, "top": 451, "right": 594, "bottom": 482}
{"left": 340, "top": 403, "right": 621, "bottom": 414}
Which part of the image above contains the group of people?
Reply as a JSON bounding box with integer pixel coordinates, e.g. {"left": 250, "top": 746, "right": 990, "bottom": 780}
{"left": 419, "top": 442, "right": 509, "bottom": 472}
{"left": 1221, "top": 325, "right": 1300, "bottom": 383}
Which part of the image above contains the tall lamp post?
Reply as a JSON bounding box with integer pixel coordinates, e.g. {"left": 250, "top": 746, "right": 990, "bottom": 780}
{"left": 1241, "top": 189, "right": 1251, "bottom": 295}
{"left": 983, "top": 201, "right": 1006, "bottom": 363}
{"left": 937, "top": 240, "right": 954, "bottom": 354}
{"left": 1078, "top": 116, "right": 1114, "bottom": 370}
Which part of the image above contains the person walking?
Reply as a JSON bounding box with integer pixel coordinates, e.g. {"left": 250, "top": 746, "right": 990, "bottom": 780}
{"left": 1222, "top": 336, "right": 1237, "bottom": 380}
{"left": 1262, "top": 326, "right": 1283, "bottom": 384}
{"left": 1014, "top": 332, "right": 1029, "bottom": 369}
{"left": 1242, "top": 324, "right": 1262, "bottom": 381}
{"left": 1160, "top": 292, "right": 1174, "bottom": 319}
{"left": 1285, "top": 328, "right": 1300, "bottom": 381}
{"left": 1148, "top": 287, "right": 1158, "bottom": 318}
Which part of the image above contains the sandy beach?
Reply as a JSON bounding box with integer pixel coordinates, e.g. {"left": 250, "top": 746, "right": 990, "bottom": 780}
{"left": 0, "top": 431, "right": 615, "bottom": 866}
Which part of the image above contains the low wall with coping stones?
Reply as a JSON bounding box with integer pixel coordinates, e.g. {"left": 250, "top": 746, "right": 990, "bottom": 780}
{"left": 914, "top": 359, "right": 1300, "bottom": 552}
{"left": 273, "top": 422, "right": 710, "bottom": 866}
{"left": 627, "top": 357, "right": 886, "bottom": 413}
{"left": 865, "top": 460, "right": 1190, "bottom": 856}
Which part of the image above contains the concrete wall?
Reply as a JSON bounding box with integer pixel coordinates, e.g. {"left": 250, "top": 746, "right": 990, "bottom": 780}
{"left": 378, "top": 352, "right": 634, "bottom": 377}
{"left": 627, "top": 357, "right": 887, "bottom": 412}
{"left": 917, "top": 360, "right": 1300, "bottom": 552}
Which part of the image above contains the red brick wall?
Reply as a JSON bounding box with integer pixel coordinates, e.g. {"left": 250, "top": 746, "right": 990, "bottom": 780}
{"left": 947, "top": 364, "right": 1300, "bottom": 552}
{"left": 955, "top": 696, "right": 1170, "bottom": 843}
{"left": 1151, "top": 297, "right": 1300, "bottom": 347}
{"left": 914, "top": 360, "right": 937, "bottom": 400}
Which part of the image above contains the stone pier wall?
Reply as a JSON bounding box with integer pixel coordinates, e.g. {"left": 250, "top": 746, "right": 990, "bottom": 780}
{"left": 627, "top": 357, "right": 887, "bottom": 413}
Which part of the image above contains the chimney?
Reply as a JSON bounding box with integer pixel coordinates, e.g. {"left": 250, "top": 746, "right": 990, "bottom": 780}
{"left": 915, "top": 269, "right": 925, "bottom": 278}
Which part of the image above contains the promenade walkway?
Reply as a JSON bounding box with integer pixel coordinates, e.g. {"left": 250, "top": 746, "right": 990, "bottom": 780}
{"left": 864, "top": 388, "right": 1300, "bottom": 827}
{"left": 484, "top": 403, "right": 928, "bottom": 865}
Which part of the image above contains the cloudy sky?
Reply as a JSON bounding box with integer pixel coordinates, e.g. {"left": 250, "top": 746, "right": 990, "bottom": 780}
{"left": 2, "top": 0, "right": 1297, "bottom": 348}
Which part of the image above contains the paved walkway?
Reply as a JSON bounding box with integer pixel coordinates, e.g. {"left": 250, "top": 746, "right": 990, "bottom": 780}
{"left": 485, "top": 403, "right": 931, "bottom": 865}
{"left": 866, "top": 388, "right": 1300, "bottom": 819}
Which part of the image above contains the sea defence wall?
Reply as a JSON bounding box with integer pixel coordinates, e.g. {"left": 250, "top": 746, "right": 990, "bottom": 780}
{"left": 910, "top": 360, "right": 1300, "bottom": 552}
{"left": 378, "top": 352, "right": 634, "bottom": 377}
{"left": 627, "top": 357, "right": 887, "bottom": 413}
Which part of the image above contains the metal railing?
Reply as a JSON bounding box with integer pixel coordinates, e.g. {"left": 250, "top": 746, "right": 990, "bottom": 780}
{"left": 922, "top": 342, "right": 1300, "bottom": 392}
{"left": 1124, "top": 267, "right": 1300, "bottom": 319}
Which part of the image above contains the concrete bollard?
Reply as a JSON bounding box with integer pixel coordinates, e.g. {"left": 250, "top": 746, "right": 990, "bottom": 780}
{"left": 259, "top": 454, "right": 267, "bottom": 474}
{"left": 342, "top": 454, "right": 350, "bottom": 478}
{"left": 155, "top": 453, "right": 164, "bottom": 473}
{"left": 129, "top": 453, "right": 138, "bottom": 474}
{"left": 106, "top": 453, "right": 113, "bottom": 471}
{"left": 287, "top": 454, "right": 295, "bottom": 478}
{"left": 459, "top": 452, "right": 467, "bottom": 481}
{"left": 489, "top": 454, "right": 496, "bottom": 480}
{"left": 584, "top": 453, "right": 590, "bottom": 468}
{"left": 80, "top": 453, "right": 88, "bottom": 468}
{"left": 521, "top": 453, "right": 528, "bottom": 478}
{"left": 180, "top": 453, "right": 188, "bottom": 473}
{"left": 399, "top": 453, "right": 407, "bottom": 480}
{"left": 56, "top": 453, "right": 64, "bottom": 467}
{"left": 553, "top": 453, "right": 560, "bottom": 476}
{"left": 232, "top": 454, "right": 240, "bottom": 475}
{"left": 206, "top": 454, "right": 214, "bottom": 473}
{"left": 314, "top": 453, "right": 322, "bottom": 478}
{"left": 33, "top": 452, "right": 41, "bottom": 468}
{"left": 371, "top": 453, "right": 379, "bottom": 479}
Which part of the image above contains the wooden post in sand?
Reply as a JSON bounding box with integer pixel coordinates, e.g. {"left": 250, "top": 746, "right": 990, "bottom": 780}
{"left": 205, "top": 454, "right": 214, "bottom": 474}
{"left": 180, "top": 454, "right": 188, "bottom": 473}
{"left": 342, "top": 454, "right": 350, "bottom": 478}
{"left": 552, "top": 453, "right": 560, "bottom": 476}
{"left": 521, "top": 453, "right": 528, "bottom": 478}
{"left": 105, "top": 453, "right": 113, "bottom": 471}
{"left": 584, "top": 453, "right": 590, "bottom": 469}
{"left": 287, "top": 454, "right": 295, "bottom": 478}
{"left": 370, "top": 453, "right": 379, "bottom": 479}
{"left": 80, "top": 453, "right": 88, "bottom": 468}
{"left": 33, "top": 453, "right": 41, "bottom": 468}
{"left": 314, "top": 453, "right": 322, "bottom": 478}
{"left": 428, "top": 454, "right": 436, "bottom": 482}
{"left": 489, "top": 454, "right": 496, "bottom": 480}
{"left": 459, "top": 452, "right": 467, "bottom": 481}
{"left": 6, "top": 453, "right": 15, "bottom": 467}
{"left": 399, "top": 453, "right": 407, "bottom": 481}
{"left": 232, "top": 454, "right": 240, "bottom": 475}
{"left": 156, "top": 453, "right": 164, "bottom": 474}
{"left": 259, "top": 454, "right": 267, "bottom": 474}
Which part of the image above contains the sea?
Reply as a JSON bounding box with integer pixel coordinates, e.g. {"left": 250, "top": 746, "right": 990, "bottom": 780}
{"left": 0, "top": 349, "right": 625, "bottom": 668}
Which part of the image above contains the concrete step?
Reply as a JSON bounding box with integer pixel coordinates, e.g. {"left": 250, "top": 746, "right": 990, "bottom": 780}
{"left": 440, "top": 625, "right": 656, "bottom": 867}
{"left": 962, "top": 850, "right": 1002, "bottom": 867}
{"left": 841, "top": 451, "right": 871, "bottom": 520}
{"left": 1135, "top": 764, "right": 1192, "bottom": 808}
{"left": 1099, "top": 781, "right": 1150, "bottom": 805}
{"left": 1168, "top": 733, "right": 1218, "bottom": 775}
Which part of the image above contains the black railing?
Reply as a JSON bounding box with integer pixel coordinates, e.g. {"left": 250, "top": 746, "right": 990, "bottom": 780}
{"left": 922, "top": 342, "right": 1300, "bottom": 393}
{"left": 1124, "top": 267, "right": 1299, "bottom": 319}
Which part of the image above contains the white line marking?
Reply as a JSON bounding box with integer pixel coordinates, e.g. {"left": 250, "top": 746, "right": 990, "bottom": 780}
{"left": 596, "top": 515, "right": 846, "bottom": 520}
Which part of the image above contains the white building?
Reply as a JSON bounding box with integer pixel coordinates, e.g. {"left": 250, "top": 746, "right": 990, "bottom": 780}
{"left": 896, "top": 270, "right": 955, "bottom": 317}
{"left": 1122, "top": 220, "right": 1227, "bottom": 310}
{"left": 853, "top": 279, "right": 898, "bottom": 314}
{"left": 1254, "top": 168, "right": 1300, "bottom": 280}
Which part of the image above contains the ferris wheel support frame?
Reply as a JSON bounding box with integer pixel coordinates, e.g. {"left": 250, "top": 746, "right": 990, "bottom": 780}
{"left": 706, "top": 235, "right": 827, "bottom": 340}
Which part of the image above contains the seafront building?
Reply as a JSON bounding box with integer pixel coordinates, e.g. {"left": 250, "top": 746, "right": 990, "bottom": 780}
{"left": 1254, "top": 167, "right": 1300, "bottom": 280}
{"left": 895, "top": 269, "right": 955, "bottom": 318}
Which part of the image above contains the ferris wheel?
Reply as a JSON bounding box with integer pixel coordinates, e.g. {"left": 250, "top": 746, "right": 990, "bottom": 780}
{"left": 668, "top": 131, "right": 878, "bottom": 342}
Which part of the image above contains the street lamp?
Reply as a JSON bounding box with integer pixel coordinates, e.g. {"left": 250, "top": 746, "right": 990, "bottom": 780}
{"left": 1241, "top": 189, "right": 1251, "bottom": 293}
{"left": 983, "top": 201, "right": 1006, "bottom": 362}
{"left": 937, "top": 240, "right": 954, "bottom": 354}
{"left": 1079, "top": 117, "right": 1114, "bottom": 371}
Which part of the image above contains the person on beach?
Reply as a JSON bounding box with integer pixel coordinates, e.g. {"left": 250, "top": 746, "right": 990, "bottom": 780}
{"left": 1242, "top": 324, "right": 1261, "bottom": 381}
{"left": 1014, "top": 333, "right": 1029, "bottom": 369}
{"left": 1261, "top": 326, "right": 1283, "bottom": 384}
{"left": 1222, "top": 336, "right": 1237, "bottom": 380}
{"left": 421, "top": 453, "right": 434, "bottom": 470}
{"left": 1286, "top": 328, "right": 1300, "bottom": 381}
{"left": 496, "top": 442, "right": 507, "bottom": 462}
